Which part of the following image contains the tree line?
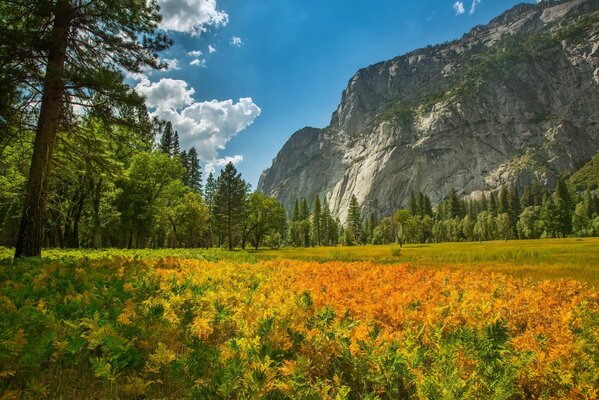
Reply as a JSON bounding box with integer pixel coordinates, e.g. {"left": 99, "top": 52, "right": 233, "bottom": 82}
{"left": 286, "top": 178, "right": 599, "bottom": 248}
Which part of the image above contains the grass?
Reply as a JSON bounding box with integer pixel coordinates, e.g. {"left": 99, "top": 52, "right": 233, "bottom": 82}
{"left": 2, "top": 237, "right": 598, "bottom": 286}
{"left": 249, "top": 237, "right": 599, "bottom": 287}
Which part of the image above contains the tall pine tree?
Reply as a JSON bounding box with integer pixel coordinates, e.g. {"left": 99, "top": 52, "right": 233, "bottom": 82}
{"left": 214, "top": 162, "right": 248, "bottom": 249}
{"left": 11, "top": 0, "right": 170, "bottom": 257}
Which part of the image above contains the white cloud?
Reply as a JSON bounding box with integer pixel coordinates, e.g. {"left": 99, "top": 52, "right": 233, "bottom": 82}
{"left": 190, "top": 58, "right": 206, "bottom": 67}
{"left": 230, "top": 36, "right": 243, "bottom": 47}
{"left": 208, "top": 45, "right": 217, "bottom": 54}
{"left": 137, "top": 78, "right": 261, "bottom": 161}
{"left": 453, "top": 1, "right": 465, "bottom": 15}
{"left": 163, "top": 58, "right": 180, "bottom": 70}
{"left": 135, "top": 78, "right": 195, "bottom": 111}
{"left": 156, "top": 0, "right": 229, "bottom": 35}
{"left": 204, "top": 155, "right": 244, "bottom": 175}
{"left": 187, "top": 50, "right": 203, "bottom": 57}
{"left": 469, "top": 0, "right": 481, "bottom": 15}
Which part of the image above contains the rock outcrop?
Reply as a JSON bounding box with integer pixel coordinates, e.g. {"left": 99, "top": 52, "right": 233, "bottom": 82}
{"left": 258, "top": 0, "right": 599, "bottom": 221}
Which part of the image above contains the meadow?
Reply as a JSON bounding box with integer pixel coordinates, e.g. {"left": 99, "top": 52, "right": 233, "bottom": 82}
{"left": 0, "top": 238, "right": 598, "bottom": 399}
{"left": 252, "top": 237, "right": 599, "bottom": 286}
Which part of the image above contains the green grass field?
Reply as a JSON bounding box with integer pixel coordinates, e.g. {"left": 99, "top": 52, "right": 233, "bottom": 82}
{"left": 251, "top": 238, "right": 599, "bottom": 286}
{"left": 2, "top": 237, "right": 598, "bottom": 286}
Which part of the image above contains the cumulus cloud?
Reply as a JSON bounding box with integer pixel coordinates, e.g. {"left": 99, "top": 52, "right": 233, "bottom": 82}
{"left": 190, "top": 58, "right": 206, "bottom": 67}
{"left": 204, "top": 155, "right": 244, "bottom": 175}
{"left": 187, "top": 50, "right": 203, "bottom": 57}
{"left": 163, "top": 58, "right": 180, "bottom": 70}
{"left": 208, "top": 45, "right": 217, "bottom": 54}
{"left": 469, "top": 0, "right": 481, "bottom": 15}
{"left": 230, "top": 36, "right": 243, "bottom": 47}
{"left": 156, "top": 0, "right": 228, "bottom": 35}
{"left": 135, "top": 78, "right": 195, "bottom": 110}
{"left": 136, "top": 78, "right": 261, "bottom": 161}
{"left": 453, "top": 1, "right": 465, "bottom": 15}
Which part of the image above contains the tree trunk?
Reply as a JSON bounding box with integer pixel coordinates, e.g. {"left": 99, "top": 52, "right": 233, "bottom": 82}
{"left": 15, "top": 2, "right": 71, "bottom": 258}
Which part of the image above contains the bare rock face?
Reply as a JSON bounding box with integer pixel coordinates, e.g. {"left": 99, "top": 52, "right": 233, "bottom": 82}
{"left": 258, "top": 0, "right": 599, "bottom": 221}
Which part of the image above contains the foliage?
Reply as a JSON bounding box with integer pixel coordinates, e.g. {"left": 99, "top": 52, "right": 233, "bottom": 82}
{"left": 0, "top": 255, "right": 597, "bottom": 398}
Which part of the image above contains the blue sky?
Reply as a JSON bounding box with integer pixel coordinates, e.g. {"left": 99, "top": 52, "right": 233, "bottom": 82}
{"left": 139, "top": 0, "right": 537, "bottom": 188}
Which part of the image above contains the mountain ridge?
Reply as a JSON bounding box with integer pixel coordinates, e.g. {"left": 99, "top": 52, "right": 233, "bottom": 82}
{"left": 259, "top": 0, "right": 599, "bottom": 221}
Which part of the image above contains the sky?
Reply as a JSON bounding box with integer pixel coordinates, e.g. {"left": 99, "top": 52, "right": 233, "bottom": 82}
{"left": 134, "top": 0, "right": 539, "bottom": 189}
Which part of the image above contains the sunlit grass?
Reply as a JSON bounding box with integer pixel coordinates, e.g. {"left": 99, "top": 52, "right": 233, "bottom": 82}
{"left": 250, "top": 237, "right": 599, "bottom": 286}
{"left": 2, "top": 237, "right": 598, "bottom": 286}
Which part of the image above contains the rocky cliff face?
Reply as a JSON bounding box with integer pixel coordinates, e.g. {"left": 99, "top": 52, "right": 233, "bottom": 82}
{"left": 258, "top": 0, "right": 599, "bottom": 221}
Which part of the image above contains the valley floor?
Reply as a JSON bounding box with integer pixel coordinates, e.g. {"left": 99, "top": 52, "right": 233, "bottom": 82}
{"left": 1, "top": 238, "right": 598, "bottom": 398}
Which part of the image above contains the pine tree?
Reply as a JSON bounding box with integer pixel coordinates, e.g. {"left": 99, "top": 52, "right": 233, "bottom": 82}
{"left": 180, "top": 150, "right": 190, "bottom": 186}
{"left": 508, "top": 186, "right": 520, "bottom": 238}
{"left": 300, "top": 198, "right": 310, "bottom": 246}
{"left": 423, "top": 194, "right": 433, "bottom": 217}
{"left": 409, "top": 192, "right": 418, "bottom": 215}
{"left": 204, "top": 172, "right": 218, "bottom": 245}
{"left": 481, "top": 192, "right": 489, "bottom": 213}
{"left": 498, "top": 184, "right": 509, "bottom": 215}
{"left": 186, "top": 147, "right": 202, "bottom": 193}
{"left": 172, "top": 131, "right": 181, "bottom": 156}
{"left": 11, "top": 0, "right": 170, "bottom": 257}
{"left": 347, "top": 195, "right": 363, "bottom": 245}
{"left": 214, "top": 162, "right": 248, "bottom": 250}
{"left": 159, "top": 122, "right": 174, "bottom": 155}
{"left": 321, "top": 200, "right": 335, "bottom": 246}
{"left": 554, "top": 175, "right": 573, "bottom": 237}
{"left": 311, "top": 196, "right": 322, "bottom": 246}
{"left": 541, "top": 194, "right": 558, "bottom": 238}
{"left": 489, "top": 192, "right": 498, "bottom": 216}
{"left": 520, "top": 184, "right": 533, "bottom": 208}
{"left": 449, "top": 188, "right": 463, "bottom": 219}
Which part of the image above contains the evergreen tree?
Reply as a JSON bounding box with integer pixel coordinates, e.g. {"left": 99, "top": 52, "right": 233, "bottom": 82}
{"left": 480, "top": 192, "right": 488, "bottom": 213}
{"left": 541, "top": 194, "right": 558, "bottom": 238}
{"left": 489, "top": 192, "right": 498, "bottom": 216}
{"left": 180, "top": 150, "right": 190, "bottom": 186}
{"left": 448, "top": 188, "right": 463, "bottom": 219}
{"left": 214, "top": 162, "right": 248, "bottom": 250}
{"left": 508, "top": 186, "right": 520, "bottom": 238}
{"left": 520, "top": 184, "right": 533, "bottom": 208}
{"left": 300, "top": 198, "right": 311, "bottom": 246}
{"left": 186, "top": 147, "right": 202, "bottom": 193}
{"left": 159, "top": 122, "right": 174, "bottom": 155}
{"left": 11, "top": 0, "right": 170, "bottom": 257}
{"left": 204, "top": 172, "right": 218, "bottom": 245}
{"left": 498, "top": 184, "right": 509, "bottom": 215}
{"left": 172, "top": 131, "right": 181, "bottom": 156}
{"left": 347, "top": 195, "right": 363, "bottom": 245}
{"left": 554, "top": 176, "right": 574, "bottom": 237}
{"left": 311, "top": 196, "right": 322, "bottom": 246}
{"left": 423, "top": 194, "right": 433, "bottom": 217}
{"left": 408, "top": 192, "right": 418, "bottom": 215}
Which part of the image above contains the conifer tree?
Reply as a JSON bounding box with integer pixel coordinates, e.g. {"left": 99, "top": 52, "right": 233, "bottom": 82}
{"left": 311, "top": 196, "right": 322, "bottom": 246}
{"left": 541, "top": 194, "right": 558, "bottom": 238}
{"left": 498, "top": 184, "right": 509, "bottom": 215}
{"left": 347, "top": 195, "right": 363, "bottom": 245}
{"left": 159, "top": 122, "right": 175, "bottom": 155}
{"left": 172, "top": 132, "right": 181, "bottom": 156}
{"left": 180, "top": 150, "right": 190, "bottom": 186}
{"left": 554, "top": 176, "right": 573, "bottom": 237}
{"left": 489, "top": 192, "right": 498, "bottom": 216}
{"left": 186, "top": 147, "right": 202, "bottom": 193}
{"left": 508, "top": 186, "right": 520, "bottom": 238}
{"left": 11, "top": 0, "right": 170, "bottom": 257}
{"left": 214, "top": 162, "right": 248, "bottom": 249}
{"left": 409, "top": 192, "right": 418, "bottom": 215}
{"left": 204, "top": 172, "right": 218, "bottom": 245}
{"left": 448, "top": 188, "right": 463, "bottom": 219}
